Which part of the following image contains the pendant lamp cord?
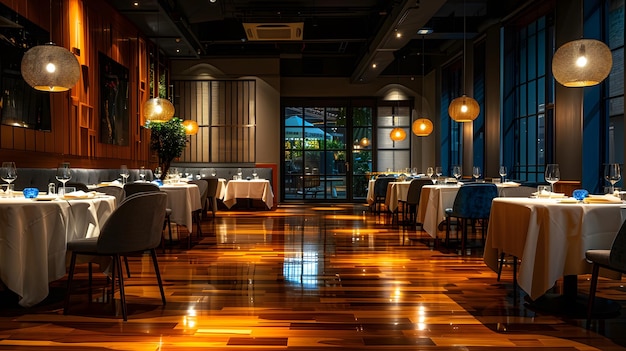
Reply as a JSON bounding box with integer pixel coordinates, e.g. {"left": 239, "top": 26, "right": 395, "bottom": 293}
{"left": 421, "top": 35, "right": 425, "bottom": 115}
{"left": 462, "top": 0, "right": 466, "bottom": 95}
{"left": 49, "top": 0, "right": 52, "bottom": 43}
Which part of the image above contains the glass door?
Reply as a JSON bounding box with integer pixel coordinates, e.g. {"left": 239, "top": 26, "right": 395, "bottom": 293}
{"left": 283, "top": 101, "right": 373, "bottom": 202}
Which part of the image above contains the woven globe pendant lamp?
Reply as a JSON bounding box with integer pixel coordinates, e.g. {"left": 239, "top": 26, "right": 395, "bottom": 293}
{"left": 21, "top": 43, "right": 80, "bottom": 92}
{"left": 552, "top": 38, "right": 612, "bottom": 87}
{"left": 390, "top": 127, "right": 406, "bottom": 142}
{"left": 412, "top": 118, "right": 433, "bottom": 137}
{"left": 448, "top": 95, "right": 480, "bottom": 122}
{"left": 143, "top": 98, "right": 175, "bottom": 124}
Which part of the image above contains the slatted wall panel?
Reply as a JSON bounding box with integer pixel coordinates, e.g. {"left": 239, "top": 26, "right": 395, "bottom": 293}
{"left": 175, "top": 80, "right": 256, "bottom": 163}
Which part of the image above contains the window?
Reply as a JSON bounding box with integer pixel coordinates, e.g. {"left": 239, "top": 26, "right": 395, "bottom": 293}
{"left": 607, "top": 0, "right": 625, "bottom": 164}
{"left": 441, "top": 59, "right": 463, "bottom": 173}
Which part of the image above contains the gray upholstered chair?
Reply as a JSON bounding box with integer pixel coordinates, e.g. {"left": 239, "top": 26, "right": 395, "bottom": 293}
{"left": 123, "top": 182, "right": 173, "bottom": 249}
{"left": 64, "top": 192, "right": 168, "bottom": 321}
{"left": 188, "top": 179, "right": 208, "bottom": 236}
{"left": 585, "top": 219, "right": 626, "bottom": 328}
{"left": 203, "top": 177, "right": 220, "bottom": 218}
{"left": 94, "top": 185, "right": 125, "bottom": 206}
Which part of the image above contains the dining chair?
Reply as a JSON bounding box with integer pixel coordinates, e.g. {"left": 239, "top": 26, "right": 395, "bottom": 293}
{"left": 187, "top": 179, "right": 208, "bottom": 236}
{"left": 585, "top": 219, "right": 626, "bottom": 328}
{"left": 399, "top": 178, "right": 431, "bottom": 228}
{"left": 64, "top": 192, "right": 168, "bottom": 321}
{"left": 123, "top": 182, "right": 173, "bottom": 251}
{"left": 445, "top": 183, "right": 498, "bottom": 254}
{"left": 372, "top": 176, "right": 395, "bottom": 214}
{"left": 94, "top": 185, "right": 125, "bottom": 206}
{"left": 202, "top": 177, "right": 220, "bottom": 218}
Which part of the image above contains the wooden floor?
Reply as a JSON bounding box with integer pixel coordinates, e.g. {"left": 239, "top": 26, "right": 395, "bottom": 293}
{"left": 1, "top": 204, "right": 626, "bottom": 350}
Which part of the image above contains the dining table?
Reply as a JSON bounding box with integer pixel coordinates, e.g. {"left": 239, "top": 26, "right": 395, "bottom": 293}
{"left": 483, "top": 197, "right": 625, "bottom": 314}
{"left": 384, "top": 181, "right": 412, "bottom": 213}
{"left": 159, "top": 183, "right": 203, "bottom": 234}
{"left": 0, "top": 194, "right": 116, "bottom": 307}
{"left": 223, "top": 179, "right": 274, "bottom": 209}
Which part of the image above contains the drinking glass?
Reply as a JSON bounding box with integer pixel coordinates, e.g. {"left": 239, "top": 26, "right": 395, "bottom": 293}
{"left": 604, "top": 163, "right": 621, "bottom": 194}
{"left": 56, "top": 163, "right": 72, "bottom": 195}
{"left": 120, "top": 165, "right": 130, "bottom": 184}
{"left": 472, "top": 166, "right": 481, "bottom": 181}
{"left": 544, "top": 164, "right": 560, "bottom": 193}
{"left": 435, "top": 166, "right": 443, "bottom": 177}
{"left": 210, "top": 168, "right": 217, "bottom": 177}
{"left": 154, "top": 166, "right": 162, "bottom": 180}
{"left": 452, "top": 165, "right": 462, "bottom": 182}
{"left": 237, "top": 168, "right": 243, "bottom": 180}
{"left": 139, "top": 166, "right": 146, "bottom": 182}
{"left": 1, "top": 162, "right": 17, "bottom": 197}
{"left": 499, "top": 165, "right": 507, "bottom": 183}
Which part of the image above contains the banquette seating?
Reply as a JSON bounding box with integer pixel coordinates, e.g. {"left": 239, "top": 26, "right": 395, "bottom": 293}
{"left": 13, "top": 168, "right": 154, "bottom": 191}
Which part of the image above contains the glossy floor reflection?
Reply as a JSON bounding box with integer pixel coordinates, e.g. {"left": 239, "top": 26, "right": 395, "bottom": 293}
{"left": 1, "top": 204, "right": 625, "bottom": 350}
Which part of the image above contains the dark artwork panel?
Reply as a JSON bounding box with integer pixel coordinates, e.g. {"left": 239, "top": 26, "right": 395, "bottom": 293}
{"left": 0, "top": 3, "right": 51, "bottom": 131}
{"left": 99, "top": 52, "right": 129, "bottom": 146}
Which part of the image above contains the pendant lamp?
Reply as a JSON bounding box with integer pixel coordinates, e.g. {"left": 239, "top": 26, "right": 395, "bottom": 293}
{"left": 448, "top": 0, "right": 480, "bottom": 123}
{"left": 143, "top": 98, "right": 175, "bottom": 123}
{"left": 390, "top": 127, "right": 406, "bottom": 142}
{"left": 360, "top": 137, "right": 370, "bottom": 147}
{"left": 552, "top": 39, "right": 612, "bottom": 87}
{"left": 412, "top": 36, "right": 433, "bottom": 136}
{"left": 183, "top": 119, "right": 199, "bottom": 135}
{"left": 21, "top": 1, "right": 80, "bottom": 92}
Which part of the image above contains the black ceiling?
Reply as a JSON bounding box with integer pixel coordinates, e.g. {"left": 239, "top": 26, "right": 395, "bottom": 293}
{"left": 108, "top": 0, "right": 530, "bottom": 81}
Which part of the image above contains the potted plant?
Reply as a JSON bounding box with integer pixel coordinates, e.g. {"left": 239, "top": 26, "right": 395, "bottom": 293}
{"left": 146, "top": 117, "right": 187, "bottom": 179}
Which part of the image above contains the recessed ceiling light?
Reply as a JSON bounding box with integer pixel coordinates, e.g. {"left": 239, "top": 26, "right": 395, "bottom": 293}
{"left": 395, "top": 31, "right": 402, "bottom": 38}
{"left": 133, "top": 1, "right": 139, "bottom": 6}
{"left": 372, "top": 63, "right": 377, "bottom": 68}
{"left": 417, "top": 28, "right": 433, "bottom": 35}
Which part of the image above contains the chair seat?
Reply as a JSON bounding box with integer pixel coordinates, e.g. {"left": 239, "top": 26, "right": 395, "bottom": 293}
{"left": 67, "top": 237, "right": 99, "bottom": 252}
{"left": 585, "top": 249, "right": 611, "bottom": 266}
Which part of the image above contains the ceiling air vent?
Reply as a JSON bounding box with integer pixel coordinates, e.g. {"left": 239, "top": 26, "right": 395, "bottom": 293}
{"left": 243, "top": 23, "right": 304, "bottom": 41}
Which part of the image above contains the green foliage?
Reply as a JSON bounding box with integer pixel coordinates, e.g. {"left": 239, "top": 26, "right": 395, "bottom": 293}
{"left": 146, "top": 117, "right": 187, "bottom": 178}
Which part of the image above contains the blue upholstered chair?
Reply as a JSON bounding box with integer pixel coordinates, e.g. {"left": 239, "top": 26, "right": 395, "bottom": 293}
{"left": 445, "top": 183, "right": 498, "bottom": 254}
{"left": 585, "top": 219, "right": 626, "bottom": 328}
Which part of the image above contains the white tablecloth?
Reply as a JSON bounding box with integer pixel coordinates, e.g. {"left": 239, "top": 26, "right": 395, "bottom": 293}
{"left": 384, "top": 181, "right": 412, "bottom": 212}
{"left": 366, "top": 179, "right": 376, "bottom": 205}
{"left": 417, "top": 184, "right": 460, "bottom": 238}
{"left": 160, "top": 184, "right": 202, "bottom": 233}
{"left": 223, "top": 179, "right": 274, "bottom": 209}
{"left": 0, "top": 196, "right": 116, "bottom": 307}
{"left": 483, "top": 197, "right": 625, "bottom": 300}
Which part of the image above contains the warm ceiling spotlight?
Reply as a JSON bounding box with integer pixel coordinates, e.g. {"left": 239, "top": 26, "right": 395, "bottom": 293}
{"left": 552, "top": 39, "right": 612, "bottom": 87}
{"left": 372, "top": 63, "right": 377, "bottom": 68}
{"left": 133, "top": 1, "right": 139, "bottom": 6}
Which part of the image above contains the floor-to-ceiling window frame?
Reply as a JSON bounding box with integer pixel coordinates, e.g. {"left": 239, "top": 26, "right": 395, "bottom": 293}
{"left": 473, "top": 39, "right": 486, "bottom": 176}
{"left": 502, "top": 11, "right": 555, "bottom": 183}
{"left": 441, "top": 59, "right": 463, "bottom": 175}
{"left": 605, "top": 0, "right": 625, "bottom": 188}
{"left": 376, "top": 100, "right": 411, "bottom": 172}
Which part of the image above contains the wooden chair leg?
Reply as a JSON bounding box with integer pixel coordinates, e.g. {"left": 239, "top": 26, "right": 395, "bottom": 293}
{"left": 586, "top": 263, "right": 600, "bottom": 329}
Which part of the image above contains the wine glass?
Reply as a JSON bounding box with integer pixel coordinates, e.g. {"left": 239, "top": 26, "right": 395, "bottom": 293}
{"left": 252, "top": 168, "right": 258, "bottom": 179}
{"left": 604, "top": 163, "right": 621, "bottom": 194}
{"left": 499, "top": 165, "right": 507, "bottom": 183}
{"left": 237, "top": 168, "right": 242, "bottom": 180}
{"left": 435, "top": 166, "right": 443, "bottom": 178}
{"left": 1, "top": 162, "right": 17, "bottom": 197}
{"left": 472, "top": 166, "right": 481, "bottom": 181}
{"left": 544, "top": 163, "right": 560, "bottom": 194}
{"left": 120, "top": 165, "right": 130, "bottom": 184}
{"left": 154, "top": 166, "right": 162, "bottom": 180}
{"left": 452, "top": 165, "right": 462, "bottom": 182}
{"left": 139, "top": 166, "right": 146, "bottom": 182}
{"left": 210, "top": 168, "right": 217, "bottom": 177}
{"left": 426, "top": 167, "right": 437, "bottom": 184}
{"left": 56, "top": 163, "right": 72, "bottom": 195}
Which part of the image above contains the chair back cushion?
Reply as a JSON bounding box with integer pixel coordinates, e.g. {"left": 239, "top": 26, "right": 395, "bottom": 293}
{"left": 450, "top": 183, "right": 498, "bottom": 219}
{"left": 189, "top": 179, "right": 209, "bottom": 206}
{"left": 203, "top": 177, "right": 219, "bottom": 198}
{"left": 95, "top": 185, "right": 125, "bottom": 206}
{"left": 374, "top": 177, "right": 394, "bottom": 197}
{"left": 123, "top": 182, "right": 160, "bottom": 196}
{"left": 406, "top": 179, "right": 431, "bottom": 205}
{"left": 97, "top": 192, "right": 167, "bottom": 254}
{"left": 610, "top": 220, "right": 626, "bottom": 272}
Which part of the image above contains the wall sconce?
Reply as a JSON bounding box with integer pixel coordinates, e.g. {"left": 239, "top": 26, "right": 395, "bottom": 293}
{"left": 183, "top": 119, "right": 199, "bottom": 135}
{"left": 552, "top": 39, "right": 612, "bottom": 87}
{"left": 143, "top": 98, "right": 175, "bottom": 124}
